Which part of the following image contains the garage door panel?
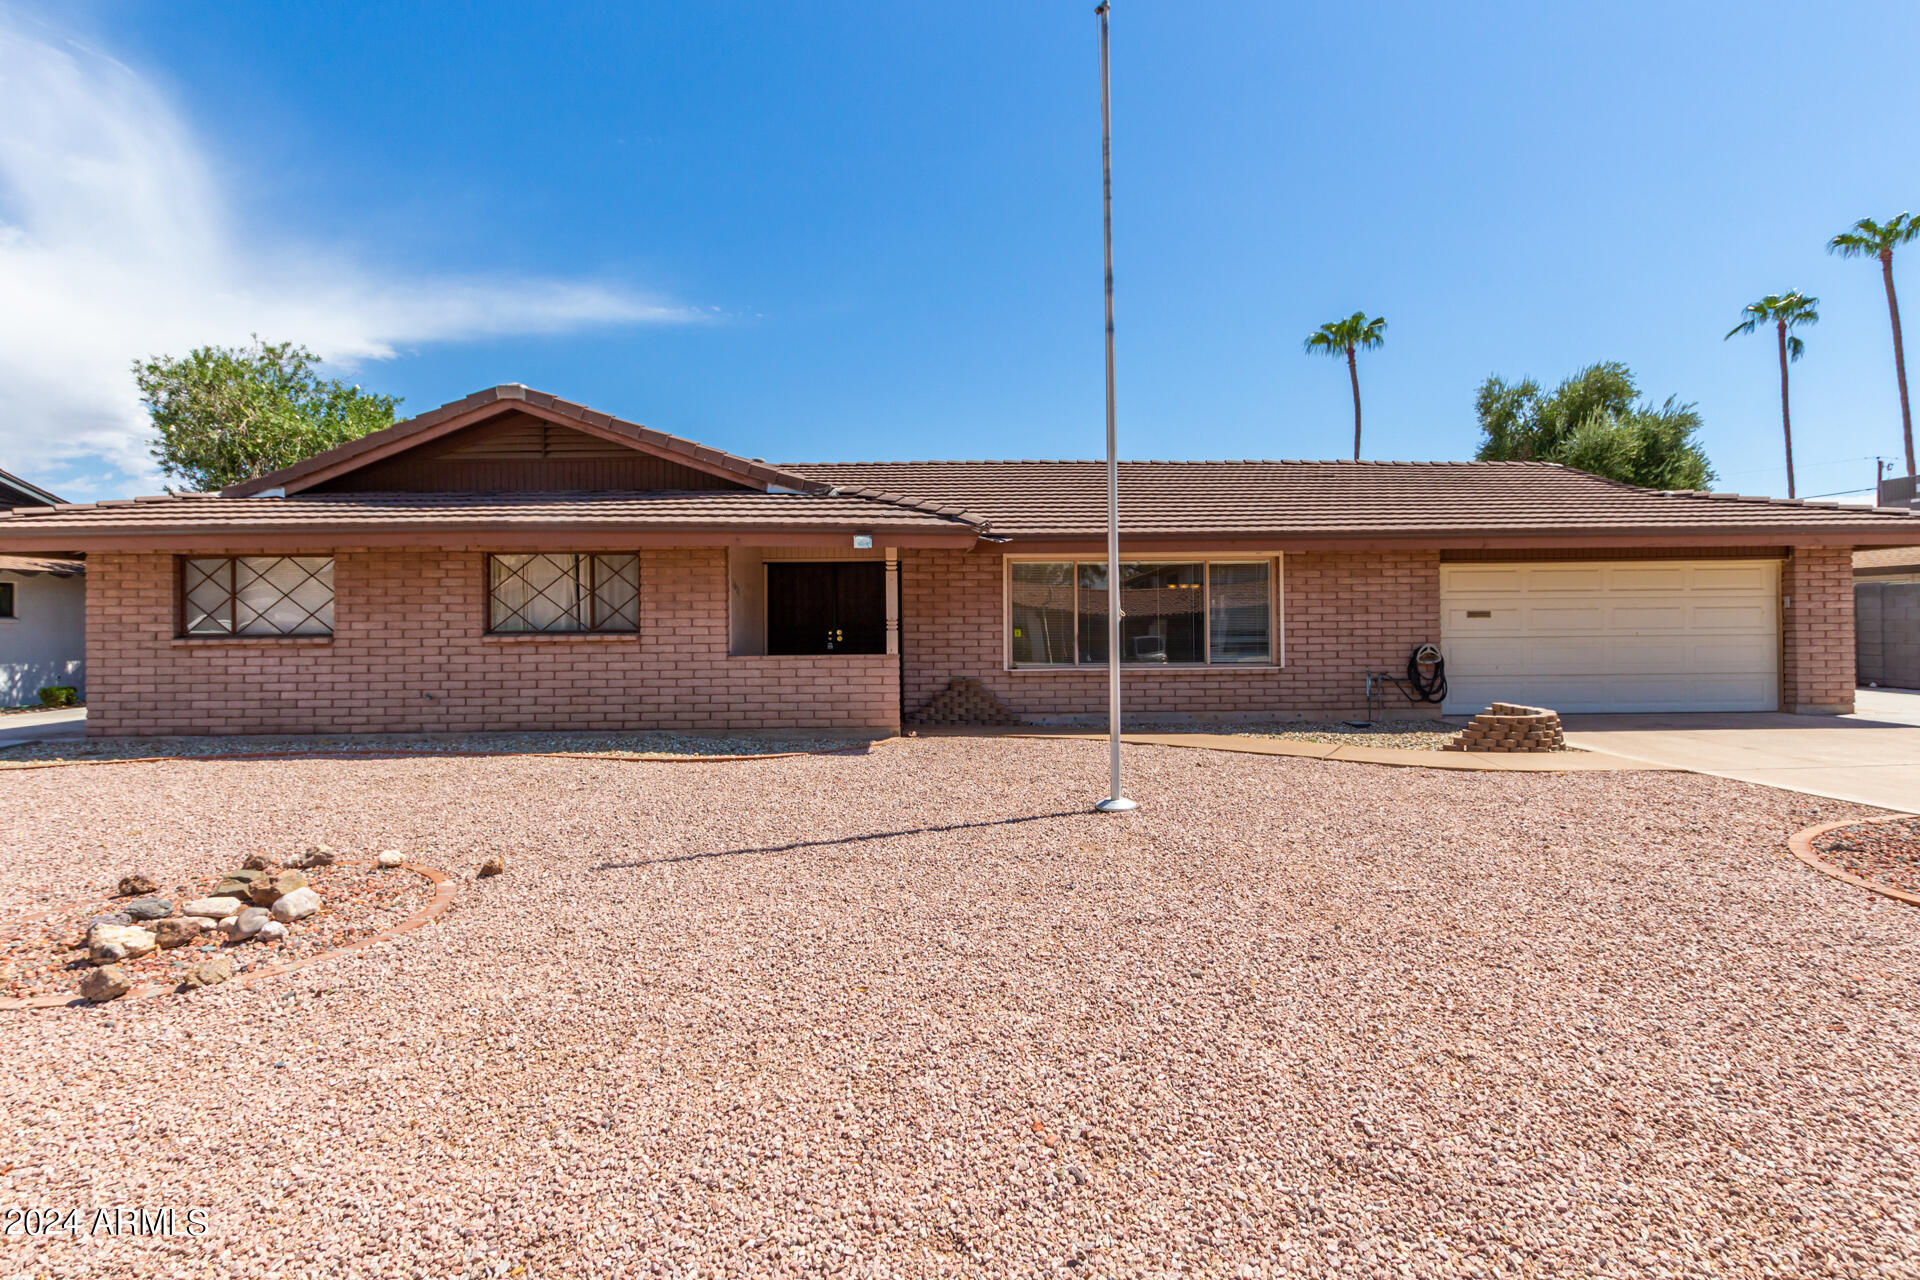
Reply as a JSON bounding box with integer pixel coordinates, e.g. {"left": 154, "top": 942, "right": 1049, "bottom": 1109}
{"left": 1524, "top": 568, "right": 1607, "bottom": 592}
{"left": 1689, "top": 601, "right": 1774, "bottom": 629}
{"left": 1443, "top": 605, "right": 1523, "bottom": 631}
{"left": 1608, "top": 567, "right": 1688, "bottom": 591}
{"left": 1523, "top": 604, "right": 1608, "bottom": 631}
{"left": 1441, "top": 560, "right": 1779, "bottom": 714}
{"left": 1691, "top": 565, "right": 1776, "bottom": 591}
{"left": 1607, "top": 603, "right": 1689, "bottom": 630}
{"left": 1445, "top": 568, "right": 1526, "bottom": 593}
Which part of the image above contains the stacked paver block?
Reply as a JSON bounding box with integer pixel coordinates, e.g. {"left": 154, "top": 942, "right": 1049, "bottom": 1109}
{"left": 908, "top": 677, "right": 1025, "bottom": 727}
{"left": 1444, "top": 702, "right": 1564, "bottom": 753}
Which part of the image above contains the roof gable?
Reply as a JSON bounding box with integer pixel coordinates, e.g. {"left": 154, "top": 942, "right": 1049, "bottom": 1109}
{"left": 0, "top": 467, "right": 63, "bottom": 508}
{"left": 225, "top": 385, "right": 831, "bottom": 498}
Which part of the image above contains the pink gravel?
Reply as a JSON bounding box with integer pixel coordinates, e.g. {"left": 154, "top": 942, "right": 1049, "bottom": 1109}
{"left": 0, "top": 738, "right": 1916, "bottom": 1278}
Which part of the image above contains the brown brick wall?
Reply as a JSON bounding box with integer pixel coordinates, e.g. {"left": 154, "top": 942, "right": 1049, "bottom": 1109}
{"left": 899, "top": 548, "right": 1446, "bottom": 723}
{"left": 1782, "top": 545, "right": 1856, "bottom": 714}
{"left": 84, "top": 549, "right": 899, "bottom": 736}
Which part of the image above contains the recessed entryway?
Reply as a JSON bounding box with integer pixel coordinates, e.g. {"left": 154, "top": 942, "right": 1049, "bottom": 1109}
{"left": 766, "top": 562, "right": 886, "bottom": 655}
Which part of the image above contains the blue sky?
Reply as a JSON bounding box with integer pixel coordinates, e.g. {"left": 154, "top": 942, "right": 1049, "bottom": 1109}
{"left": 2, "top": 1, "right": 1917, "bottom": 503}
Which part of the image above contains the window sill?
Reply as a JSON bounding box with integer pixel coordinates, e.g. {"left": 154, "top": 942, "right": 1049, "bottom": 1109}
{"left": 1008, "top": 663, "right": 1281, "bottom": 674}
{"left": 172, "top": 635, "right": 333, "bottom": 647}
{"left": 481, "top": 632, "right": 640, "bottom": 643}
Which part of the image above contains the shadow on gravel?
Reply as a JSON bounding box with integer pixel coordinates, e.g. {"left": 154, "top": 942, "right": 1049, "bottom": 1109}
{"left": 596, "top": 809, "right": 1086, "bottom": 868}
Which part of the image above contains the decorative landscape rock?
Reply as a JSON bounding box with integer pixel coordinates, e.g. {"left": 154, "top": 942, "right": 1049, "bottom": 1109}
{"left": 256, "top": 921, "right": 290, "bottom": 943}
{"left": 224, "top": 907, "right": 273, "bottom": 941}
{"left": 124, "top": 897, "right": 172, "bottom": 922}
{"left": 242, "top": 853, "right": 274, "bottom": 871}
{"left": 116, "top": 872, "right": 159, "bottom": 898}
{"left": 212, "top": 870, "right": 263, "bottom": 899}
{"left": 153, "top": 917, "right": 212, "bottom": 948}
{"left": 88, "top": 924, "right": 158, "bottom": 963}
{"left": 271, "top": 886, "right": 322, "bottom": 923}
{"left": 182, "top": 957, "right": 233, "bottom": 989}
{"left": 80, "top": 965, "right": 133, "bottom": 1002}
{"left": 80, "top": 912, "right": 132, "bottom": 937}
{"left": 289, "top": 843, "right": 337, "bottom": 869}
{"left": 375, "top": 850, "right": 408, "bottom": 869}
{"left": 247, "top": 870, "right": 310, "bottom": 906}
{"left": 182, "top": 896, "right": 244, "bottom": 919}
{"left": 478, "top": 855, "right": 505, "bottom": 878}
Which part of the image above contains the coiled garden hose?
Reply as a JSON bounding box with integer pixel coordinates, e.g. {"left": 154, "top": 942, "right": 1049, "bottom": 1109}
{"left": 1406, "top": 642, "right": 1448, "bottom": 704}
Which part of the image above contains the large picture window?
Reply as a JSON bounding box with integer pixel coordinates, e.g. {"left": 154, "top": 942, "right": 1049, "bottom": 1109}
{"left": 1009, "top": 558, "right": 1274, "bottom": 667}
{"left": 488, "top": 553, "right": 639, "bottom": 634}
{"left": 182, "top": 556, "right": 334, "bottom": 636}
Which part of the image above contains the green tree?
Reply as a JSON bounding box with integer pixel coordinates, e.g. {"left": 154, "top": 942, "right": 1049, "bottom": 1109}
{"left": 1828, "top": 212, "right": 1920, "bottom": 476}
{"left": 134, "top": 337, "right": 401, "bottom": 492}
{"left": 1303, "top": 311, "right": 1386, "bottom": 460}
{"left": 1472, "top": 361, "right": 1715, "bottom": 491}
{"left": 1724, "top": 291, "right": 1819, "bottom": 498}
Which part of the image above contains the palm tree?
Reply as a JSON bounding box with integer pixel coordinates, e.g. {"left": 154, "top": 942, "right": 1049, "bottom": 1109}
{"left": 1829, "top": 212, "right": 1920, "bottom": 477}
{"left": 1303, "top": 312, "right": 1386, "bottom": 460}
{"left": 1725, "top": 292, "right": 1819, "bottom": 498}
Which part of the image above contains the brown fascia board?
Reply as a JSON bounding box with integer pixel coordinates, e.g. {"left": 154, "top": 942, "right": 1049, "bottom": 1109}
{"left": 0, "top": 527, "right": 977, "bottom": 554}
{"left": 222, "top": 386, "right": 836, "bottom": 498}
{"left": 987, "top": 527, "right": 1920, "bottom": 554}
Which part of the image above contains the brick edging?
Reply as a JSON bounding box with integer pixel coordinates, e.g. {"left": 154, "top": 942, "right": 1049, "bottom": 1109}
{"left": 0, "top": 864, "right": 457, "bottom": 1011}
{"left": 1786, "top": 816, "right": 1920, "bottom": 908}
{"left": 0, "top": 743, "right": 883, "bottom": 774}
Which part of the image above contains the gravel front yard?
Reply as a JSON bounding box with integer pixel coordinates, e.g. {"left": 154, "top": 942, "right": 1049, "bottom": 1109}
{"left": 2, "top": 739, "right": 1916, "bottom": 1278}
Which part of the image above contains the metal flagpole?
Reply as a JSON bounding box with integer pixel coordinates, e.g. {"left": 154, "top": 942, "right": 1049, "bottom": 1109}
{"left": 1094, "top": 0, "right": 1135, "bottom": 814}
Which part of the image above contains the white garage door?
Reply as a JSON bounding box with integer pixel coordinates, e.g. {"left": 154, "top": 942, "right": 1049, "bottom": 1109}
{"left": 1440, "top": 560, "right": 1781, "bottom": 714}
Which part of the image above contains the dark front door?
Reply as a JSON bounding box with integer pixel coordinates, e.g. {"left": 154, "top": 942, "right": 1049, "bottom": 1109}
{"left": 767, "top": 562, "right": 886, "bottom": 655}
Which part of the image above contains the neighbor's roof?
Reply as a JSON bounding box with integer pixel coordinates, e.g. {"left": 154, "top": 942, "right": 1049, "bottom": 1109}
{"left": 0, "top": 467, "right": 64, "bottom": 508}
{"left": 0, "top": 555, "right": 83, "bottom": 577}
{"left": 0, "top": 490, "right": 975, "bottom": 551}
{"left": 789, "top": 459, "right": 1920, "bottom": 543}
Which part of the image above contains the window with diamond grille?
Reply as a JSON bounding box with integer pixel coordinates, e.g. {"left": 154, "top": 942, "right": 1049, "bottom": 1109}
{"left": 181, "top": 557, "right": 335, "bottom": 636}
{"left": 488, "top": 554, "right": 639, "bottom": 633}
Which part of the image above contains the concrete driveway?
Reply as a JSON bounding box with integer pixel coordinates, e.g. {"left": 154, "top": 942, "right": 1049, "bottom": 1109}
{"left": 1562, "top": 688, "right": 1920, "bottom": 812}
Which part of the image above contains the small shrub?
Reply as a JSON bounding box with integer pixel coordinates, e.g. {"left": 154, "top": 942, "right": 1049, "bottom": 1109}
{"left": 37, "top": 685, "right": 78, "bottom": 708}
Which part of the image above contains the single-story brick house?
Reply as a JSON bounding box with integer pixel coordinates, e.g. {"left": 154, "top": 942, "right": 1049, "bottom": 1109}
{"left": 0, "top": 468, "right": 86, "bottom": 706}
{"left": 1, "top": 385, "right": 1916, "bottom": 737}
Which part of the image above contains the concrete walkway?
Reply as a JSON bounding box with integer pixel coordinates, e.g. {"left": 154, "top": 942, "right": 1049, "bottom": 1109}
{"left": 0, "top": 706, "right": 85, "bottom": 750}
{"left": 1562, "top": 688, "right": 1920, "bottom": 812}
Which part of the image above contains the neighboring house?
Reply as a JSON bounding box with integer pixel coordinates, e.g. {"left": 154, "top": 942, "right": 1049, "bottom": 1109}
{"left": 0, "top": 469, "right": 86, "bottom": 706}
{"left": 0, "top": 384, "right": 1915, "bottom": 738}
{"left": 1858, "top": 475, "right": 1919, "bottom": 688}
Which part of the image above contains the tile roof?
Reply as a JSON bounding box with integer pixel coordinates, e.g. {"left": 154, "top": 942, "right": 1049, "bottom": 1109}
{"left": 0, "top": 489, "right": 972, "bottom": 546}
{"left": 789, "top": 459, "right": 1920, "bottom": 541}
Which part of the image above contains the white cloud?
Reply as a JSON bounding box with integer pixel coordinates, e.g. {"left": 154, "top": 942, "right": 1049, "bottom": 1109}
{"left": 0, "top": 17, "right": 693, "bottom": 501}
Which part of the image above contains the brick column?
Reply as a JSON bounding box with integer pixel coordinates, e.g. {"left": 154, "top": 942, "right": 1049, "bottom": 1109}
{"left": 1781, "top": 546, "right": 1855, "bottom": 715}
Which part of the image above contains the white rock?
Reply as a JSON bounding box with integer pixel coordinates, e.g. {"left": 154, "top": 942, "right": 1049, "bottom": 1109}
{"left": 182, "top": 896, "right": 245, "bottom": 919}
{"left": 375, "top": 850, "right": 407, "bottom": 869}
{"left": 224, "top": 907, "right": 272, "bottom": 940}
{"left": 271, "top": 886, "right": 321, "bottom": 922}
{"left": 88, "top": 923, "right": 157, "bottom": 963}
{"left": 256, "top": 921, "right": 290, "bottom": 942}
